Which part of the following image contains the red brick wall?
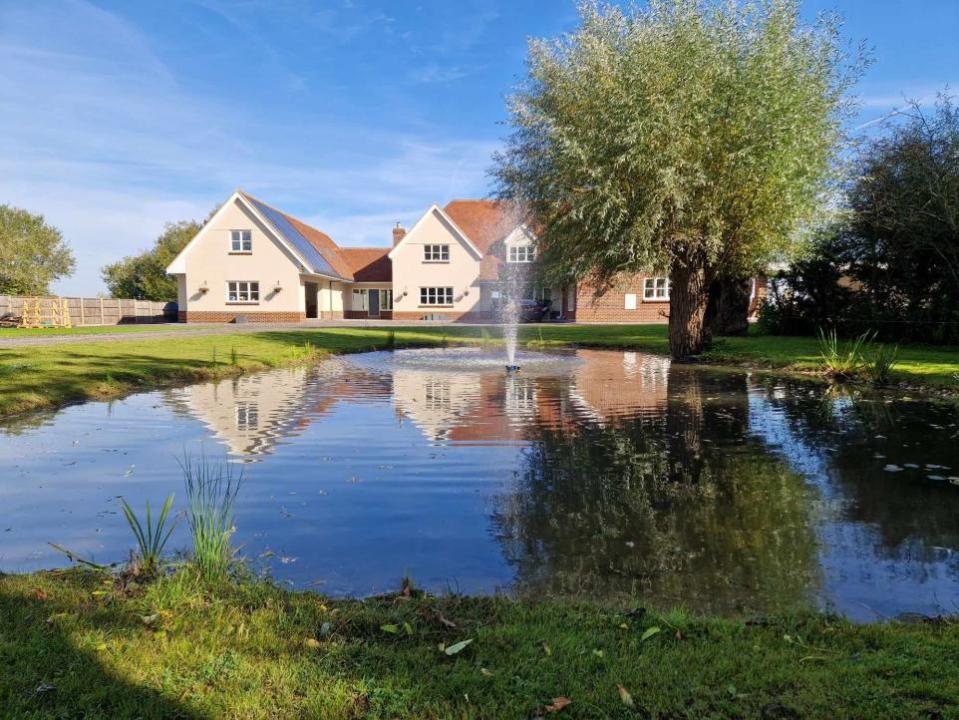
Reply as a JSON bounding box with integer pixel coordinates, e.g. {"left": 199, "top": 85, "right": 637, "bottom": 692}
{"left": 180, "top": 311, "right": 306, "bottom": 323}
{"left": 391, "top": 310, "right": 493, "bottom": 323}
{"left": 572, "top": 275, "right": 767, "bottom": 324}
{"left": 748, "top": 277, "right": 767, "bottom": 317}
{"left": 574, "top": 277, "right": 671, "bottom": 323}
{"left": 344, "top": 310, "right": 394, "bottom": 320}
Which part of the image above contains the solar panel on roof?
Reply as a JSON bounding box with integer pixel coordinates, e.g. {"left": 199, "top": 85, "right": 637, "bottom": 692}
{"left": 244, "top": 196, "right": 342, "bottom": 278}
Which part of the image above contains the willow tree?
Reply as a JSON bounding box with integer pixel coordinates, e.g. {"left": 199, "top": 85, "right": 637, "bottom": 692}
{"left": 494, "top": 0, "right": 860, "bottom": 358}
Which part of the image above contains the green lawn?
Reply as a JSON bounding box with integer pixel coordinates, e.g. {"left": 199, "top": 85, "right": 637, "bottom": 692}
{"left": 0, "top": 323, "right": 200, "bottom": 337}
{"left": 1, "top": 569, "right": 956, "bottom": 719}
{"left": 1, "top": 324, "right": 956, "bottom": 417}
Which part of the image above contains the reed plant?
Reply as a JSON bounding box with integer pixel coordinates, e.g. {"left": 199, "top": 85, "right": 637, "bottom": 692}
{"left": 817, "top": 328, "right": 873, "bottom": 380}
{"left": 118, "top": 494, "right": 177, "bottom": 577}
{"left": 180, "top": 453, "right": 243, "bottom": 581}
{"left": 866, "top": 343, "right": 899, "bottom": 386}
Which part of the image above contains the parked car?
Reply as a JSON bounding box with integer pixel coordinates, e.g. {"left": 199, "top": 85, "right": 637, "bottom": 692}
{"left": 518, "top": 299, "right": 552, "bottom": 323}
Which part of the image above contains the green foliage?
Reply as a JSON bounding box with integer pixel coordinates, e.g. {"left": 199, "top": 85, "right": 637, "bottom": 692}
{"left": 181, "top": 454, "right": 242, "bottom": 581}
{"left": 766, "top": 95, "right": 959, "bottom": 344}
{"left": 495, "top": 0, "right": 862, "bottom": 356}
{"left": 817, "top": 328, "right": 872, "bottom": 380}
{"left": 0, "top": 204, "right": 75, "bottom": 295}
{"left": 101, "top": 219, "right": 203, "bottom": 301}
{"left": 866, "top": 343, "right": 899, "bottom": 386}
{"left": 118, "top": 494, "right": 177, "bottom": 576}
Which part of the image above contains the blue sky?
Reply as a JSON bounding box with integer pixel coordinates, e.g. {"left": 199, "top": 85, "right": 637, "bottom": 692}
{"left": 2, "top": 0, "right": 956, "bottom": 295}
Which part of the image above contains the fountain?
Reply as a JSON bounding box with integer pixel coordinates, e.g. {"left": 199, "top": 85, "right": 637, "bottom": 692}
{"left": 500, "top": 242, "right": 526, "bottom": 373}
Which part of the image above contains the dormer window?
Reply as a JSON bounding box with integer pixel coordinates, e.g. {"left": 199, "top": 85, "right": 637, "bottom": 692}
{"left": 230, "top": 230, "right": 252, "bottom": 253}
{"left": 424, "top": 244, "right": 449, "bottom": 262}
{"left": 508, "top": 246, "right": 535, "bottom": 263}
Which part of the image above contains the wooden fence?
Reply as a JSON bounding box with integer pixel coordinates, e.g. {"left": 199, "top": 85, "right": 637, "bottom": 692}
{"left": 0, "top": 295, "right": 178, "bottom": 326}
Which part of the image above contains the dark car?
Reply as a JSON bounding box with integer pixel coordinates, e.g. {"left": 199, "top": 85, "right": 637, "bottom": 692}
{"left": 518, "top": 299, "right": 552, "bottom": 323}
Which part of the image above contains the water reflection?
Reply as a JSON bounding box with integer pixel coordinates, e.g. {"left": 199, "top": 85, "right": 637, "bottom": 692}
{"left": 1, "top": 348, "right": 957, "bottom": 619}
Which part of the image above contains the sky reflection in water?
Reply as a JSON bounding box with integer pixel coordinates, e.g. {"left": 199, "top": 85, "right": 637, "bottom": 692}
{"left": 2, "top": 348, "right": 958, "bottom": 620}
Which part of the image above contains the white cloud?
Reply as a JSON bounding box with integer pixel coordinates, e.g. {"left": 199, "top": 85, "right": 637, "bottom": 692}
{"left": 0, "top": 0, "right": 501, "bottom": 296}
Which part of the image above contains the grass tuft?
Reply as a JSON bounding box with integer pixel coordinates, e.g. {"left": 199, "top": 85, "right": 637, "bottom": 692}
{"left": 866, "top": 342, "right": 900, "bottom": 386}
{"left": 817, "top": 328, "right": 872, "bottom": 380}
{"left": 180, "top": 453, "right": 242, "bottom": 581}
{"left": 117, "top": 494, "right": 177, "bottom": 577}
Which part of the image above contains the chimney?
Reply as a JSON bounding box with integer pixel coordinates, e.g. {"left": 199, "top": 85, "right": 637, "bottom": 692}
{"left": 392, "top": 222, "right": 406, "bottom": 247}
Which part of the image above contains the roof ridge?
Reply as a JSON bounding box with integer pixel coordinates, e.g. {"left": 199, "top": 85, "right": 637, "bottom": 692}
{"left": 239, "top": 190, "right": 333, "bottom": 244}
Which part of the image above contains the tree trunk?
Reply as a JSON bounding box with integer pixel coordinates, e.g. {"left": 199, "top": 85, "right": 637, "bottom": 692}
{"left": 668, "top": 251, "right": 712, "bottom": 360}
{"left": 705, "top": 277, "right": 752, "bottom": 337}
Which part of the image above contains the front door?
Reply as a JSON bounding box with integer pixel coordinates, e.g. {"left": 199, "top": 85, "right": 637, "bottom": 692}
{"left": 368, "top": 289, "right": 380, "bottom": 318}
{"left": 305, "top": 283, "right": 318, "bottom": 319}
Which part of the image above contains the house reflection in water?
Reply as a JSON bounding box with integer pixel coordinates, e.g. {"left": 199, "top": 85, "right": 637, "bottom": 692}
{"left": 165, "top": 362, "right": 392, "bottom": 458}
{"left": 164, "top": 348, "right": 673, "bottom": 458}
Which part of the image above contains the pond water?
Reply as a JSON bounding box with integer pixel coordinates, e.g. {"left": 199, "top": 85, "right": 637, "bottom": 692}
{"left": 2, "top": 347, "right": 958, "bottom": 620}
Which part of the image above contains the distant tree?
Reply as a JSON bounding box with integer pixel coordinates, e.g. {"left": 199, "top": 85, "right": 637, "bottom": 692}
{"left": 494, "top": 0, "right": 862, "bottom": 358}
{"left": 842, "top": 96, "right": 959, "bottom": 340}
{"left": 761, "top": 95, "right": 959, "bottom": 343}
{"left": 0, "top": 205, "right": 75, "bottom": 295}
{"left": 102, "top": 220, "right": 201, "bottom": 301}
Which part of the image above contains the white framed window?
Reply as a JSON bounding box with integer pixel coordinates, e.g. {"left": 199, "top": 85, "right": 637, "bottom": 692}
{"left": 230, "top": 230, "right": 252, "bottom": 253}
{"left": 643, "top": 277, "right": 670, "bottom": 301}
{"left": 419, "top": 287, "right": 454, "bottom": 306}
{"left": 624, "top": 293, "right": 637, "bottom": 310}
{"left": 352, "top": 288, "right": 368, "bottom": 311}
{"left": 508, "top": 245, "right": 535, "bottom": 263}
{"left": 227, "top": 281, "right": 259, "bottom": 303}
{"left": 235, "top": 402, "right": 259, "bottom": 430}
{"left": 423, "top": 244, "right": 450, "bottom": 262}
{"left": 424, "top": 380, "right": 451, "bottom": 410}
{"left": 379, "top": 289, "right": 393, "bottom": 311}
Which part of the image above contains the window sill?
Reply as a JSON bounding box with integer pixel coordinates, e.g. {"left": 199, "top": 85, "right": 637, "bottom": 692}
{"left": 422, "top": 260, "right": 450, "bottom": 264}
{"left": 642, "top": 298, "right": 670, "bottom": 303}
{"left": 418, "top": 305, "right": 454, "bottom": 309}
{"left": 229, "top": 251, "right": 253, "bottom": 255}
{"left": 226, "top": 301, "right": 261, "bottom": 305}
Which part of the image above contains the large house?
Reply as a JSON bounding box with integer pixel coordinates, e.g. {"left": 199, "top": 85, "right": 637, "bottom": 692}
{"left": 167, "top": 190, "right": 764, "bottom": 323}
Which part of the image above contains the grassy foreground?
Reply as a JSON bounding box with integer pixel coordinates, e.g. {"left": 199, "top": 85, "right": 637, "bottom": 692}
{"left": 2, "top": 569, "right": 957, "bottom": 719}
{"left": 1, "top": 324, "right": 957, "bottom": 417}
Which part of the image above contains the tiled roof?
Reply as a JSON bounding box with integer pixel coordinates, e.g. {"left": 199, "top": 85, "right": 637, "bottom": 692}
{"left": 443, "top": 199, "right": 524, "bottom": 281}
{"left": 240, "top": 192, "right": 355, "bottom": 281}
{"left": 339, "top": 247, "right": 392, "bottom": 283}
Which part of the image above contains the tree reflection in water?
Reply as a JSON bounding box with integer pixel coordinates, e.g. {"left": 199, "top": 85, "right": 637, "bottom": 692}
{"left": 493, "top": 368, "right": 821, "bottom": 615}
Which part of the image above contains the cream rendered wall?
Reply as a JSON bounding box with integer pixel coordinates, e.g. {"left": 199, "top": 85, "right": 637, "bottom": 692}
{"left": 390, "top": 209, "right": 482, "bottom": 316}
{"left": 317, "top": 281, "right": 345, "bottom": 315}
{"left": 179, "top": 198, "right": 305, "bottom": 314}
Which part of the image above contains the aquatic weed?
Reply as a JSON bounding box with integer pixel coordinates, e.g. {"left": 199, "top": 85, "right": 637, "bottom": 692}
{"left": 866, "top": 343, "right": 899, "bottom": 386}
{"left": 118, "top": 494, "right": 178, "bottom": 577}
{"left": 817, "top": 328, "right": 872, "bottom": 380}
{"left": 180, "top": 453, "right": 243, "bottom": 581}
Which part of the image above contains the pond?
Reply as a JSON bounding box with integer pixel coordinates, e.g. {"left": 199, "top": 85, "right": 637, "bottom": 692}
{"left": 2, "top": 347, "right": 958, "bottom": 620}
